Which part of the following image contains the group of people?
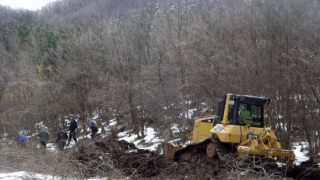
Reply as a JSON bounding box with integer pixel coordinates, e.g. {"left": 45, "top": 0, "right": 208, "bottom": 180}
{"left": 17, "top": 114, "right": 99, "bottom": 150}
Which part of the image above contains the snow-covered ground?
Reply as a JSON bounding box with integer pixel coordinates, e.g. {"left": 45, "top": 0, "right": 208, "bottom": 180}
{"left": 292, "top": 142, "right": 309, "bottom": 165}
{"left": 32, "top": 116, "right": 163, "bottom": 152}
{"left": 0, "top": 171, "right": 108, "bottom": 180}
{"left": 171, "top": 124, "right": 180, "bottom": 134}
{"left": 118, "top": 127, "right": 163, "bottom": 151}
{"left": 0, "top": 171, "right": 59, "bottom": 180}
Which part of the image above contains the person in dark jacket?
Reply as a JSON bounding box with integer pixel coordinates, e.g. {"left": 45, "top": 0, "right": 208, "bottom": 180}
{"left": 67, "top": 114, "right": 78, "bottom": 145}
{"left": 89, "top": 119, "right": 98, "bottom": 139}
{"left": 56, "top": 127, "right": 68, "bottom": 150}
{"left": 38, "top": 130, "right": 50, "bottom": 148}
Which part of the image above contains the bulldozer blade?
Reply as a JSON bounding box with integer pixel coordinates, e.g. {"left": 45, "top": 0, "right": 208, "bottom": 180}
{"left": 162, "top": 142, "right": 181, "bottom": 159}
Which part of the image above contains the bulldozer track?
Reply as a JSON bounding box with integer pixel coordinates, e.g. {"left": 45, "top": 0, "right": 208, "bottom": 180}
{"left": 173, "top": 136, "right": 234, "bottom": 164}
{"left": 212, "top": 135, "right": 233, "bottom": 164}
{"left": 173, "top": 139, "right": 212, "bottom": 163}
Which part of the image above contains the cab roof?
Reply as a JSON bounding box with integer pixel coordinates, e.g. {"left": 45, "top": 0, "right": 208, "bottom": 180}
{"left": 226, "top": 94, "right": 270, "bottom": 105}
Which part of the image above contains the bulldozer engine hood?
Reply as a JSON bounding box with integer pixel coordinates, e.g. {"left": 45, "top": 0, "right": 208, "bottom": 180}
{"left": 210, "top": 124, "right": 267, "bottom": 144}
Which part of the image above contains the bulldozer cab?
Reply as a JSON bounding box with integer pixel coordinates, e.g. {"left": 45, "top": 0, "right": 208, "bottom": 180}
{"left": 215, "top": 94, "right": 269, "bottom": 128}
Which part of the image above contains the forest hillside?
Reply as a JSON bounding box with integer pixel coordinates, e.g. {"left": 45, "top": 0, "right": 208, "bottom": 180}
{"left": 0, "top": 0, "right": 320, "bottom": 179}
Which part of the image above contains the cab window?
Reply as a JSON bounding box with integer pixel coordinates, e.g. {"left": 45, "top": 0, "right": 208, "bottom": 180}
{"left": 228, "top": 103, "right": 235, "bottom": 123}
{"left": 238, "top": 103, "right": 263, "bottom": 127}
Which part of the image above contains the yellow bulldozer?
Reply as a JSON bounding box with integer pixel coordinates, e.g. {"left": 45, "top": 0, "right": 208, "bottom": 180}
{"left": 163, "top": 93, "right": 295, "bottom": 164}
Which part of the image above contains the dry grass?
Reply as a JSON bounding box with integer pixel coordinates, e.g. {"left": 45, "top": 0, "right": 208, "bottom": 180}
{"left": 0, "top": 140, "right": 122, "bottom": 179}
{"left": 222, "top": 155, "right": 287, "bottom": 180}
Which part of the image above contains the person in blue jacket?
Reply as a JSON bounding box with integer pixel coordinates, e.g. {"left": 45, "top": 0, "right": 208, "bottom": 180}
{"left": 17, "top": 132, "right": 27, "bottom": 146}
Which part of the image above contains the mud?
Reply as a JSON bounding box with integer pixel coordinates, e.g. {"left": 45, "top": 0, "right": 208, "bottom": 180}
{"left": 73, "top": 138, "right": 320, "bottom": 179}
{"left": 285, "top": 159, "right": 320, "bottom": 180}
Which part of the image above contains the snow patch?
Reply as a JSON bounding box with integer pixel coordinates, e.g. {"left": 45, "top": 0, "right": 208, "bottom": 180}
{"left": 109, "top": 119, "right": 117, "bottom": 126}
{"left": 168, "top": 138, "right": 181, "bottom": 143}
{"left": 46, "top": 143, "right": 57, "bottom": 153}
{"left": 35, "top": 121, "right": 47, "bottom": 130}
{"left": 118, "top": 127, "right": 163, "bottom": 151}
{"left": 201, "top": 107, "right": 209, "bottom": 113}
{"left": 0, "top": 171, "right": 109, "bottom": 180}
{"left": 292, "top": 142, "right": 309, "bottom": 165}
{"left": 118, "top": 130, "right": 138, "bottom": 142}
{"left": 92, "top": 113, "right": 99, "bottom": 120}
{"left": 126, "top": 149, "right": 138, "bottom": 153}
{"left": 0, "top": 171, "right": 59, "bottom": 180}
{"left": 171, "top": 124, "right": 180, "bottom": 134}
{"left": 180, "top": 108, "right": 197, "bottom": 119}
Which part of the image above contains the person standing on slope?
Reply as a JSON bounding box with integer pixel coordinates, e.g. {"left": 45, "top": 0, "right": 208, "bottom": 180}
{"left": 17, "top": 132, "right": 27, "bottom": 146}
{"left": 56, "top": 127, "right": 68, "bottom": 150}
{"left": 67, "top": 114, "right": 78, "bottom": 145}
{"left": 38, "top": 129, "right": 50, "bottom": 148}
{"left": 89, "top": 119, "right": 98, "bottom": 140}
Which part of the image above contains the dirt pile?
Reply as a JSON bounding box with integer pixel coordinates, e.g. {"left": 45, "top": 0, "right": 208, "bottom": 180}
{"left": 74, "top": 138, "right": 167, "bottom": 178}
{"left": 73, "top": 138, "right": 221, "bottom": 179}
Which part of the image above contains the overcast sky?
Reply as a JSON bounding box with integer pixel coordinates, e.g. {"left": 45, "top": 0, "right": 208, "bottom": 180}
{"left": 0, "top": 0, "right": 58, "bottom": 11}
